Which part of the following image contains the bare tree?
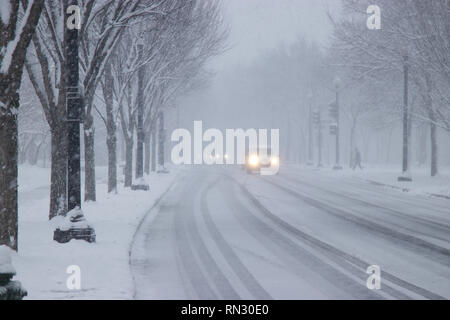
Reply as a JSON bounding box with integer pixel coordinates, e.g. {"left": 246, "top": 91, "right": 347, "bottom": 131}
{"left": 106, "top": 0, "right": 227, "bottom": 185}
{"left": 26, "top": 0, "right": 169, "bottom": 217}
{"left": 0, "top": 0, "right": 44, "bottom": 250}
{"left": 329, "top": 0, "right": 450, "bottom": 176}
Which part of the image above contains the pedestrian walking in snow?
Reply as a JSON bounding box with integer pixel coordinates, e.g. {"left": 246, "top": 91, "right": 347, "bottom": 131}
{"left": 353, "top": 148, "right": 363, "bottom": 170}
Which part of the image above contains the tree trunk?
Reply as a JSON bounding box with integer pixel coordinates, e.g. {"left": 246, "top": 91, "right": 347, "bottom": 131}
{"left": 19, "top": 136, "right": 35, "bottom": 165}
{"left": 135, "top": 45, "right": 145, "bottom": 179}
{"left": 49, "top": 123, "right": 67, "bottom": 219}
{"left": 124, "top": 137, "right": 133, "bottom": 187}
{"left": 362, "top": 130, "right": 371, "bottom": 163}
{"left": 386, "top": 127, "right": 393, "bottom": 164}
{"left": 120, "top": 129, "right": 126, "bottom": 163}
{"left": 32, "top": 138, "right": 46, "bottom": 166}
{"left": 408, "top": 104, "right": 413, "bottom": 169}
{"left": 349, "top": 117, "right": 357, "bottom": 168}
{"left": 286, "top": 114, "right": 291, "bottom": 161}
{"left": 144, "top": 131, "right": 150, "bottom": 175}
{"left": 0, "top": 96, "right": 19, "bottom": 251}
{"left": 425, "top": 74, "right": 438, "bottom": 177}
{"left": 151, "top": 129, "right": 156, "bottom": 172}
{"left": 0, "top": 0, "right": 44, "bottom": 250}
{"left": 416, "top": 123, "right": 427, "bottom": 167}
{"left": 103, "top": 65, "right": 117, "bottom": 193}
{"left": 429, "top": 110, "right": 438, "bottom": 177}
{"left": 106, "top": 126, "right": 117, "bottom": 193}
{"left": 158, "top": 112, "right": 165, "bottom": 168}
{"left": 83, "top": 114, "right": 96, "bottom": 201}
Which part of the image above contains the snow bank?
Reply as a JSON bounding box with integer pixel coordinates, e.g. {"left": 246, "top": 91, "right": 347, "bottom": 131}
{"left": 325, "top": 165, "right": 450, "bottom": 198}
{"left": 282, "top": 164, "right": 450, "bottom": 198}
{"left": 13, "top": 165, "right": 178, "bottom": 299}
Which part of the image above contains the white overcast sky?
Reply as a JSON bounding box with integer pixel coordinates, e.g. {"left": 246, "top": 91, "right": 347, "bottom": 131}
{"left": 211, "top": 0, "right": 342, "bottom": 70}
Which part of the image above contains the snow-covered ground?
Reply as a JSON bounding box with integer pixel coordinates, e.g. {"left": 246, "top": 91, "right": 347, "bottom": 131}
{"left": 285, "top": 164, "right": 450, "bottom": 199}
{"left": 10, "top": 163, "right": 450, "bottom": 300}
{"left": 12, "top": 165, "right": 178, "bottom": 300}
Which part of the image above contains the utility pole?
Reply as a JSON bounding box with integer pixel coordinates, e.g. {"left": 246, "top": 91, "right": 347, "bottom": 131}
{"left": 312, "top": 107, "right": 323, "bottom": 167}
{"left": 307, "top": 93, "right": 313, "bottom": 165}
{"left": 66, "top": 0, "right": 81, "bottom": 211}
{"left": 54, "top": 0, "right": 95, "bottom": 243}
{"left": 332, "top": 77, "right": 343, "bottom": 170}
{"left": 398, "top": 54, "right": 412, "bottom": 182}
{"left": 317, "top": 106, "right": 323, "bottom": 168}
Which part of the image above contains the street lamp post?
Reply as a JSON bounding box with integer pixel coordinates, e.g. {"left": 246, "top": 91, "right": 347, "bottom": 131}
{"left": 398, "top": 54, "right": 412, "bottom": 182}
{"left": 307, "top": 93, "right": 313, "bottom": 166}
{"left": 312, "top": 106, "right": 323, "bottom": 168}
{"left": 66, "top": 1, "right": 81, "bottom": 212}
{"left": 54, "top": 0, "right": 95, "bottom": 243}
{"left": 333, "top": 77, "right": 343, "bottom": 170}
{"left": 317, "top": 106, "right": 323, "bottom": 168}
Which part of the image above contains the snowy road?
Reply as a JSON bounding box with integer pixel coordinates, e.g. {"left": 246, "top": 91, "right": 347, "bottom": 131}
{"left": 130, "top": 166, "right": 450, "bottom": 300}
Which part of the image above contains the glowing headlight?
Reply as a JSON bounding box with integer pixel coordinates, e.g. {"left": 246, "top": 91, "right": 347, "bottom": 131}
{"left": 270, "top": 156, "right": 279, "bottom": 166}
{"left": 248, "top": 154, "right": 260, "bottom": 166}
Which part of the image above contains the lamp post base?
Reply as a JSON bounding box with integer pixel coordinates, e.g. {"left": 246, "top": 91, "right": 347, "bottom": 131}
{"left": 131, "top": 184, "right": 150, "bottom": 191}
{"left": 53, "top": 207, "right": 96, "bottom": 244}
{"left": 157, "top": 167, "right": 170, "bottom": 174}
{"left": 131, "top": 177, "right": 150, "bottom": 191}
{"left": 398, "top": 170, "right": 412, "bottom": 182}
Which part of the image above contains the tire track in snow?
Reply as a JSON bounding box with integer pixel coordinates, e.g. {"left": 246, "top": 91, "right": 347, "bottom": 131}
{"left": 233, "top": 175, "right": 446, "bottom": 300}
{"left": 175, "top": 174, "right": 240, "bottom": 300}
{"left": 277, "top": 173, "right": 450, "bottom": 234}
{"left": 287, "top": 170, "right": 450, "bottom": 217}
{"left": 261, "top": 177, "right": 450, "bottom": 267}
{"left": 221, "top": 176, "right": 385, "bottom": 300}
{"left": 200, "top": 181, "right": 272, "bottom": 300}
{"left": 173, "top": 204, "right": 219, "bottom": 299}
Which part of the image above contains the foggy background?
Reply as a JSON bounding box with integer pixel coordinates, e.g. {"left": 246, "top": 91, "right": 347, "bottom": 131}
{"left": 162, "top": 0, "right": 450, "bottom": 168}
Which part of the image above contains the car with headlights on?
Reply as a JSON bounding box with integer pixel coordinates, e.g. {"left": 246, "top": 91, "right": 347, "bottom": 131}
{"left": 245, "top": 147, "right": 279, "bottom": 174}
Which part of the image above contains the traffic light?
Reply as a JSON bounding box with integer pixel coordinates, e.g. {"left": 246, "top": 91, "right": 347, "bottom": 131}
{"left": 330, "top": 123, "right": 338, "bottom": 135}
{"left": 312, "top": 110, "right": 320, "bottom": 125}
{"left": 329, "top": 102, "right": 339, "bottom": 119}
